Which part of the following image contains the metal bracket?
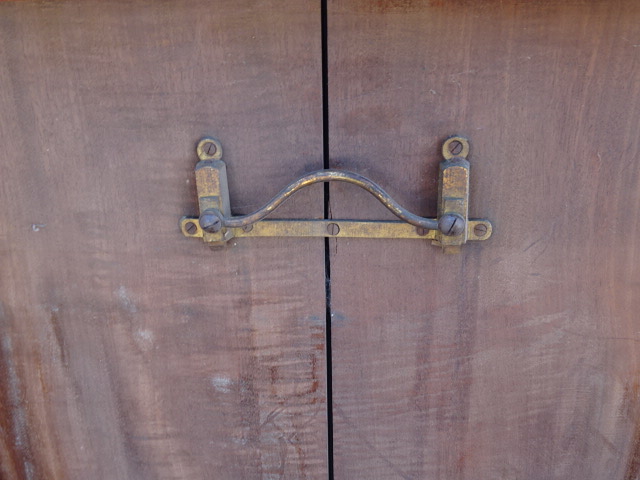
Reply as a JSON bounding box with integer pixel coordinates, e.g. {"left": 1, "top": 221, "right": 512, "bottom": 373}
{"left": 179, "top": 136, "right": 492, "bottom": 253}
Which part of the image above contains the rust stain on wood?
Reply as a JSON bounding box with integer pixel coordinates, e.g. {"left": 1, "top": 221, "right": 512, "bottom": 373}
{"left": 625, "top": 420, "right": 640, "bottom": 480}
{"left": 624, "top": 381, "right": 640, "bottom": 480}
{"left": 0, "top": 305, "right": 39, "bottom": 480}
{"left": 49, "top": 308, "right": 67, "bottom": 367}
{"left": 364, "top": 0, "right": 423, "bottom": 13}
{"left": 350, "top": 0, "right": 511, "bottom": 14}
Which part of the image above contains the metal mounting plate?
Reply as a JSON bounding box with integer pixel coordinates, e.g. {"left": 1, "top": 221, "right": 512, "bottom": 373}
{"left": 180, "top": 136, "right": 493, "bottom": 253}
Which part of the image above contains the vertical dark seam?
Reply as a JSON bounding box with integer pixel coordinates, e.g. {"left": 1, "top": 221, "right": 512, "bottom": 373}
{"left": 321, "top": 0, "right": 334, "bottom": 478}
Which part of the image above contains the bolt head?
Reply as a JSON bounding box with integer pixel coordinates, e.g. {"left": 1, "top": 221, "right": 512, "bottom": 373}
{"left": 438, "top": 213, "right": 465, "bottom": 236}
{"left": 199, "top": 209, "right": 223, "bottom": 233}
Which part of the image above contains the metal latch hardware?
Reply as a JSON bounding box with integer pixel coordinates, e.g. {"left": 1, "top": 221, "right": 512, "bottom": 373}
{"left": 179, "top": 136, "right": 492, "bottom": 253}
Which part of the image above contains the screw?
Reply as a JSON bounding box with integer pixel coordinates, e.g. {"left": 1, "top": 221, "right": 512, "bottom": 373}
{"left": 203, "top": 140, "right": 217, "bottom": 156}
{"left": 199, "top": 209, "right": 223, "bottom": 233}
{"left": 438, "top": 213, "right": 465, "bottom": 236}
{"left": 448, "top": 140, "right": 463, "bottom": 156}
{"left": 416, "top": 227, "right": 430, "bottom": 236}
{"left": 185, "top": 221, "right": 198, "bottom": 235}
{"left": 327, "top": 223, "right": 340, "bottom": 236}
{"left": 473, "top": 223, "right": 488, "bottom": 237}
{"left": 242, "top": 224, "right": 253, "bottom": 233}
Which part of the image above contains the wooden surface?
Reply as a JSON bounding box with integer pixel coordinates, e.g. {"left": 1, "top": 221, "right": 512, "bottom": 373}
{"left": 3, "top": 1, "right": 640, "bottom": 479}
{"left": 0, "top": 2, "right": 326, "bottom": 479}
{"left": 328, "top": 1, "right": 640, "bottom": 479}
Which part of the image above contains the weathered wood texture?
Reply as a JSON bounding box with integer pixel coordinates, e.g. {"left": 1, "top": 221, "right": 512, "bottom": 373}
{"left": 0, "top": 1, "right": 326, "bottom": 479}
{"left": 328, "top": 1, "right": 640, "bottom": 479}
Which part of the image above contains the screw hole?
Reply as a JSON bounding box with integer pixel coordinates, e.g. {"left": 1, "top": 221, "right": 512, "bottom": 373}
{"left": 442, "top": 136, "right": 470, "bottom": 160}
{"left": 327, "top": 223, "right": 340, "bottom": 236}
{"left": 196, "top": 137, "right": 222, "bottom": 160}
{"left": 185, "top": 221, "right": 198, "bottom": 235}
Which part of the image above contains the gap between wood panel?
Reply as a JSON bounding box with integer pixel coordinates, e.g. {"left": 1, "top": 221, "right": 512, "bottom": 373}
{"left": 321, "top": 0, "right": 335, "bottom": 478}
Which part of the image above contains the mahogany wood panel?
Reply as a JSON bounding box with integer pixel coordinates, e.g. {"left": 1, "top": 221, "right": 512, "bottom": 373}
{"left": 328, "top": 1, "right": 640, "bottom": 479}
{"left": 0, "top": 1, "right": 326, "bottom": 479}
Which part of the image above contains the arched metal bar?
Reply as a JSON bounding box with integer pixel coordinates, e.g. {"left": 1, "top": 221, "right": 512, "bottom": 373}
{"left": 220, "top": 169, "right": 439, "bottom": 231}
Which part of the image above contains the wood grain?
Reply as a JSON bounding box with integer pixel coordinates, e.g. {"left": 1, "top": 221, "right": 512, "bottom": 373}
{"left": 327, "top": 1, "right": 640, "bottom": 479}
{"left": 0, "top": 1, "right": 326, "bottom": 479}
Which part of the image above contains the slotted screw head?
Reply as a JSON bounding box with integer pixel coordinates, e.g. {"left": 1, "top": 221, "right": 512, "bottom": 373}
{"left": 202, "top": 140, "right": 217, "bottom": 156}
{"left": 473, "top": 223, "right": 488, "bottom": 237}
{"left": 327, "top": 223, "right": 340, "bottom": 236}
{"left": 438, "top": 213, "right": 465, "bottom": 236}
{"left": 448, "top": 140, "right": 463, "bottom": 156}
{"left": 199, "top": 209, "right": 223, "bottom": 233}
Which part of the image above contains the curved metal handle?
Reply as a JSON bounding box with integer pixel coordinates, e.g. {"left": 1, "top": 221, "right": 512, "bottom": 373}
{"left": 180, "top": 136, "right": 492, "bottom": 253}
{"left": 206, "top": 169, "right": 439, "bottom": 232}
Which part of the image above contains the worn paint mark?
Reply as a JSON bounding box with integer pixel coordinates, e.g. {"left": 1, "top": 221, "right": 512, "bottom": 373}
{"left": 133, "top": 329, "right": 154, "bottom": 352}
{"left": 114, "top": 286, "right": 137, "bottom": 313}
{"left": 329, "top": 311, "right": 348, "bottom": 325}
{"left": 211, "top": 375, "right": 234, "bottom": 394}
{"left": 303, "top": 314, "right": 323, "bottom": 325}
